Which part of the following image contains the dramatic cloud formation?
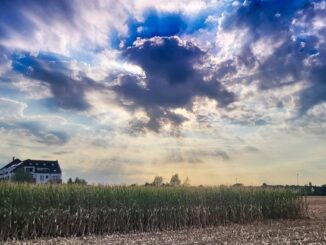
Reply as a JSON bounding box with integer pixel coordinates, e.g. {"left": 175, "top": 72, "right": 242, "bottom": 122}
{"left": 219, "top": 0, "right": 326, "bottom": 113}
{"left": 114, "top": 36, "right": 235, "bottom": 132}
{"left": 11, "top": 52, "right": 99, "bottom": 110}
{"left": 0, "top": 0, "right": 325, "bottom": 185}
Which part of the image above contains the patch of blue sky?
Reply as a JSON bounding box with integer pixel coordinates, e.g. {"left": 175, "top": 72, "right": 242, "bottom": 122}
{"left": 68, "top": 49, "right": 96, "bottom": 64}
{"left": 118, "top": 9, "right": 217, "bottom": 47}
{"left": 0, "top": 85, "right": 20, "bottom": 98}
{"left": 11, "top": 51, "right": 70, "bottom": 75}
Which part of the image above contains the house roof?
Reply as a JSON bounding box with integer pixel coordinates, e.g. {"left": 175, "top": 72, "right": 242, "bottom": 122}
{"left": 18, "top": 159, "right": 62, "bottom": 174}
{"left": 0, "top": 158, "right": 22, "bottom": 170}
{"left": 1, "top": 159, "right": 62, "bottom": 174}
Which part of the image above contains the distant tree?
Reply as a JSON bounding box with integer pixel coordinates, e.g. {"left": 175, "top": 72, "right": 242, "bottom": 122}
{"left": 67, "top": 177, "right": 87, "bottom": 185}
{"left": 74, "top": 177, "right": 87, "bottom": 185}
{"left": 152, "top": 176, "right": 164, "bottom": 187}
{"left": 183, "top": 177, "right": 190, "bottom": 186}
{"left": 170, "top": 174, "right": 181, "bottom": 187}
{"left": 233, "top": 183, "right": 244, "bottom": 187}
{"left": 12, "top": 168, "right": 34, "bottom": 183}
{"left": 262, "top": 182, "right": 268, "bottom": 188}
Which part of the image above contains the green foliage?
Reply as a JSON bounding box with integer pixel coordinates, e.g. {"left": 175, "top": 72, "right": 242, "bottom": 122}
{"left": 74, "top": 177, "right": 87, "bottom": 185}
{"left": 152, "top": 176, "right": 163, "bottom": 187}
{"left": 0, "top": 183, "right": 306, "bottom": 241}
{"left": 67, "top": 177, "right": 87, "bottom": 185}
{"left": 12, "top": 168, "right": 34, "bottom": 183}
{"left": 169, "top": 174, "right": 181, "bottom": 186}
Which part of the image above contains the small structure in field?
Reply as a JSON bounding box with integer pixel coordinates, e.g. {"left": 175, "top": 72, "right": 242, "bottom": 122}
{"left": 0, "top": 157, "right": 62, "bottom": 183}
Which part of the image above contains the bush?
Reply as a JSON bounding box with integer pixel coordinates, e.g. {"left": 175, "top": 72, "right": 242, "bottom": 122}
{"left": 12, "top": 168, "right": 34, "bottom": 183}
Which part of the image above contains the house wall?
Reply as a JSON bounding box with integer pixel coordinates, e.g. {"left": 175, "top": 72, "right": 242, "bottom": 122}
{"left": 33, "top": 173, "right": 62, "bottom": 183}
{"left": 0, "top": 171, "right": 13, "bottom": 181}
{"left": 0, "top": 168, "right": 62, "bottom": 183}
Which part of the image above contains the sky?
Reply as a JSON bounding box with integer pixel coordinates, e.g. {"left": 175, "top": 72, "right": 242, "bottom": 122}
{"left": 0, "top": 0, "right": 325, "bottom": 185}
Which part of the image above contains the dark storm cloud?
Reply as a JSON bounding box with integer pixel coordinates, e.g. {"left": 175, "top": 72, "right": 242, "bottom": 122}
{"left": 0, "top": 0, "right": 75, "bottom": 41}
{"left": 114, "top": 36, "right": 235, "bottom": 132}
{"left": 299, "top": 47, "right": 326, "bottom": 113}
{"left": 12, "top": 52, "right": 99, "bottom": 111}
{"left": 221, "top": 0, "right": 326, "bottom": 113}
{"left": 223, "top": 0, "right": 312, "bottom": 36}
{"left": 0, "top": 120, "right": 69, "bottom": 145}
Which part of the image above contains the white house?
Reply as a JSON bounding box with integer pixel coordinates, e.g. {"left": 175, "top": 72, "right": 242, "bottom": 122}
{"left": 0, "top": 157, "right": 62, "bottom": 183}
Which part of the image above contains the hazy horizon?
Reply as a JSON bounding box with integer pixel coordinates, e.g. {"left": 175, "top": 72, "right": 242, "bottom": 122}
{"left": 0, "top": 0, "right": 325, "bottom": 186}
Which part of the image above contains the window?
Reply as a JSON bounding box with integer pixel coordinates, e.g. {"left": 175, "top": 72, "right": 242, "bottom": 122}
{"left": 40, "top": 175, "right": 44, "bottom": 182}
{"left": 25, "top": 167, "right": 34, "bottom": 173}
{"left": 37, "top": 168, "right": 50, "bottom": 172}
{"left": 46, "top": 175, "right": 48, "bottom": 179}
{"left": 52, "top": 175, "right": 60, "bottom": 180}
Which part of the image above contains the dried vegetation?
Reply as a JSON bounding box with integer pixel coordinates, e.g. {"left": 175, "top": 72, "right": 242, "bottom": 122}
{"left": 0, "top": 183, "right": 310, "bottom": 244}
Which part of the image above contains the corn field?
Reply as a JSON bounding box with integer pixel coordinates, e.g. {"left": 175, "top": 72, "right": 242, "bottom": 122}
{"left": 0, "top": 183, "right": 306, "bottom": 241}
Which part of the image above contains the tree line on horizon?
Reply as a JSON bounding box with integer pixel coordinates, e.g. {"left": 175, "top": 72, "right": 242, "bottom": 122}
{"left": 7, "top": 170, "right": 326, "bottom": 195}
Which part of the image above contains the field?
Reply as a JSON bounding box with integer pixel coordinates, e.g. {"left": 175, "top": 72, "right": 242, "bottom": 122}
{"left": 4, "top": 197, "right": 325, "bottom": 245}
{"left": 0, "top": 183, "right": 306, "bottom": 242}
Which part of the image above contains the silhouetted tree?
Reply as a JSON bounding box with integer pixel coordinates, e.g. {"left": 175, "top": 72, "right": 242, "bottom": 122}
{"left": 67, "top": 177, "right": 87, "bottom": 185}
{"left": 74, "top": 177, "right": 87, "bottom": 185}
{"left": 153, "top": 176, "right": 164, "bottom": 187}
{"left": 233, "top": 183, "right": 244, "bottom": 187}
{"left": 183, "top": 177, "right": 190, "bottom": 186}
{"left": 170, "top": 174, "right": 181, "bottom": 186}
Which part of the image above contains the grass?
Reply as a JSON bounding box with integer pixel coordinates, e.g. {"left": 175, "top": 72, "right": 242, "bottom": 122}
{"left": 0, "top": 183, "right": 307, "bottom": 241}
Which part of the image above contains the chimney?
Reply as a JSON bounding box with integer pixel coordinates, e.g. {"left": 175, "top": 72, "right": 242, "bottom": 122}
{"left": 13, "top": 156, "right": 15, "bottom": 161}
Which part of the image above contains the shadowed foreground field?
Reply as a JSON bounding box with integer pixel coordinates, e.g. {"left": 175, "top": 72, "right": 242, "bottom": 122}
{"left": 4, "top": 197, "right": 326, "bottom": 244}
{"left": 0, "top": 184, "right": 305, "bottom": 241}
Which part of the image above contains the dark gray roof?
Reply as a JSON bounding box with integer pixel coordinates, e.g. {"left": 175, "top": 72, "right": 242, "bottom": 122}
{"left": 0, "top": 159, "right": 22, "bottom": 170}
{"left": 17, "top": 159, "right": 62, "bottom": 174}
{"left": 1, "top": 159, "right": 62, "bottom": 174}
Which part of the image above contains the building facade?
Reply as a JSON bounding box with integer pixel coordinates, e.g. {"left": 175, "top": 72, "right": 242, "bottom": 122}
{"left": 0, "top": 158, "right": 62, "bottom": 183}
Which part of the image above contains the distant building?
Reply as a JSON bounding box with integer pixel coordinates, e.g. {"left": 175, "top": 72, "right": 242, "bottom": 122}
{"left": 0, "top": 157, "right": 62, "bottom": 183}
